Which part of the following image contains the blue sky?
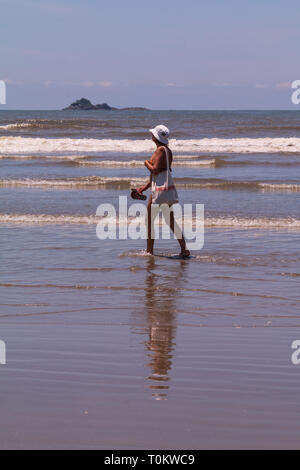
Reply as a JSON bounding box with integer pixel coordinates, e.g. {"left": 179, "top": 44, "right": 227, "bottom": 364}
{"left": 0, "top": 0, "right": 299, "bottom": 109}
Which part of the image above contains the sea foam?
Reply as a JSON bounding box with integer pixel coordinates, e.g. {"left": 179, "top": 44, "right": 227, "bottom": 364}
{"left": 1, "top": 136, "right": 300, "bottom": 156}
{"left": 1, "top": 213, "right": 299, "bottom": 229}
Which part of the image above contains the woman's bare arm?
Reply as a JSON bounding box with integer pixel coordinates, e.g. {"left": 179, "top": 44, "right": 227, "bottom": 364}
{"left": 137, "top": 175, "right": 152, "bottom": 193}
{"left": 144, "top": 147, "right": 165, "bottom": 175}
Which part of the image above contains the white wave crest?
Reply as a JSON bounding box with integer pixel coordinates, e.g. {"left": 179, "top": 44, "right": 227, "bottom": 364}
{"left": 0, "top": 177, "right": 147, "bottom": 188}
{"left": 1, "top": 213, "right": 300, "bottom": 230}
{"left": 205, "top": 216, "right": 300, "bottom": 229}
{"left": 1, "top": 177, "right": 300, "bottom": 191}
{"left": 258, "top": 183, "right": 300, "bottom": 192}
{"left": 76, "top": 159, "right": 216, "bottom": 167}
{"left": 0, "top": 154, "right": 89, "bottom": 161}
{"left": 1, "top": 136, "right": 300, "bottom": 156}
{"left": 0, "top": 122, "right": 33, "bottom": 130}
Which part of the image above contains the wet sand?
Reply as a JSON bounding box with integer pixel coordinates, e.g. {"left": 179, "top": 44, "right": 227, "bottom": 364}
{"left": 1, "top": 226, "right": 300, "bottom": 449}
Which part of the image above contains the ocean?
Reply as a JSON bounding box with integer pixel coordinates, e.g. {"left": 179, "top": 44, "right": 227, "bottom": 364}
{"left": 1, "top": 109, "right": 300, "bottom": 449}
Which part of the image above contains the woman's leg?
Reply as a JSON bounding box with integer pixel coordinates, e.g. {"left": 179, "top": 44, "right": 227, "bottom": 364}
{"left": 147, "top": 195, "right": 155, "bottom": 254}
{"left": 169, "top": 209, "right": 190, "bottom": 258}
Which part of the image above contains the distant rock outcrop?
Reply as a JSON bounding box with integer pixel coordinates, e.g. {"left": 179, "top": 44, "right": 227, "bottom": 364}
{"left": 63, "top": 98, "right": 149, "bottom": 111}
{"left": 94, "top": 102, "right": 112, "bottom": 110}
{"left": 63, "top": 98, "right": 112, "bottom": 110}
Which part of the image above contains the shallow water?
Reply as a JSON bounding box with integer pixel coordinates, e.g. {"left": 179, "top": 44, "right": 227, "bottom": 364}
{"left": 1, "top": 110, "right": 300, "bottom": 449}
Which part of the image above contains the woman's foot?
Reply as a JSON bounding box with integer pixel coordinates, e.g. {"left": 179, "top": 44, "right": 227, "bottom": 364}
{"left": 179, "top": 249, "right": 190, "bottom": 259}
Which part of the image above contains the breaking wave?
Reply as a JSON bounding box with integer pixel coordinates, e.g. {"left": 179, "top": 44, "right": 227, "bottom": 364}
{"left": 1, "top": 177, "right": 300, "bottom": 191}
{"left": 1, "top": 213, "right": 300, "bottom": 229}
{"left": 0, "top": 122, "right": 33, "bottom": 130}
{"left": 1, "top": 136, "right": 300, "bottom": 156}
{"left": 0, "top": 176, "right": 147, "bottom": 188}
{"left": 2, "top": 153, "right": 300, "bottom": 169}
{"left": 76, "top": 158, "right": 217, "bottom": 167}
{"left": 0, "top": 154, "right": 89, "bottom": 161}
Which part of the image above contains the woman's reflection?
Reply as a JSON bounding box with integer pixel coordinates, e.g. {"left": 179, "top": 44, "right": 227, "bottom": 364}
{"left": 142, "top": 255, "right": 187, "bottom": 400}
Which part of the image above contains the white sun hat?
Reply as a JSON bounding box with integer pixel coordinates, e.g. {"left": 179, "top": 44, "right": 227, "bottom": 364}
{"left": 149, "top": 124, "right": 170, "bottom": 145}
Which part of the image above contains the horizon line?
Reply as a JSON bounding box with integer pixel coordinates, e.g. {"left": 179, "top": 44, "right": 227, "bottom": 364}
{"left": 0, "top": 108, "right": 299, "bottom": 112}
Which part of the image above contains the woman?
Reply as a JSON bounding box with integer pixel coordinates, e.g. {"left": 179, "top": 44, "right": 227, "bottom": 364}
{"left": 137, "top": 125, "right": 190, "bottom": 258}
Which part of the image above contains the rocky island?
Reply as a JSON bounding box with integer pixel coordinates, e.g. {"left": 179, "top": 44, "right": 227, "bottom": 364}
{"left": 63, "top": 98, "right": 149, "bottom": 111}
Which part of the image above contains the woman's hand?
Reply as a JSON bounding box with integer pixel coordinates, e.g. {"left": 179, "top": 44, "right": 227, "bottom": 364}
{"left": 144, "top": 160, "right": 154, "bottom": 173}
{"left": 137, "top": 179, "right": 151, "bottom": 193}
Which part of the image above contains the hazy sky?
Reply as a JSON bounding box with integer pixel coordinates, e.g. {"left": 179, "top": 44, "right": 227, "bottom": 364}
{"left": 1, "top": 0, "right": 299, "bottom": 109}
